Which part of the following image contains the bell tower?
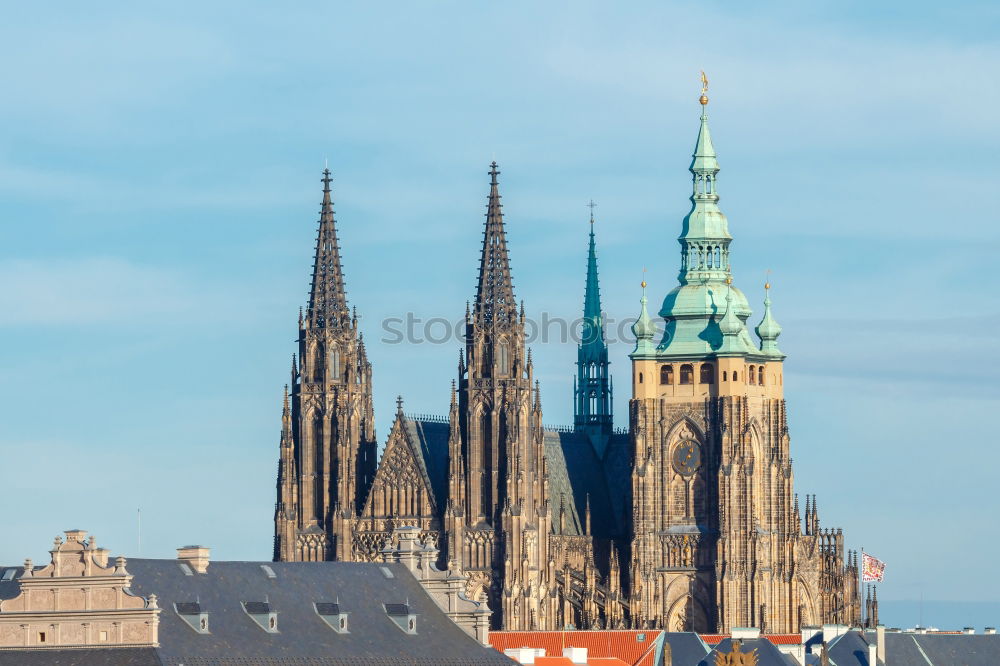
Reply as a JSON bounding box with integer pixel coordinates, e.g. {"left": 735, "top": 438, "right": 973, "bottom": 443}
{"left": 627, "top": 81, "right": 855, "bottom": 632}
{"left": 274, "top": 169, "right": 378, "bottom": 562}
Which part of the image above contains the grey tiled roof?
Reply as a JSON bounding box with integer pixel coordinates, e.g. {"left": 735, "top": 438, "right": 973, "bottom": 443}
{"left": 827, "top": 630, "right": 872, "bottom": 665}
{"left": 0, "top": 647, "right": 162, "bottom": 665}
{"left": 662, "top": 632, "right": 711, "bottom": 664}
{"left": 405, "top": 418, "right": 631, "bottom": 540}
{"left": 880, "top": 631, "right": 1000, "bottom": 666}
{"left": 120, "top": 558, "right": 513, "bottom": 666}
{"left": 404, "top": 418, "right": 450, "bottom": 509}
{"left": 543, "top": 431, "right": 620, "bottom": 538}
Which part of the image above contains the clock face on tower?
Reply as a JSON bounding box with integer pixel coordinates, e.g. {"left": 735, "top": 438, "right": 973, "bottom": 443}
{"left": 672, "top": 439, "right": 702, "bottom": 476}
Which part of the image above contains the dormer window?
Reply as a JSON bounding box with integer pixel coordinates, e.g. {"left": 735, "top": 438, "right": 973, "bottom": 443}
{"left": 385, "top": 603, "right": 417, "bottom": 635}
{"left": 243, "top": 601, "right": 279, "bottom": 633}
{"left": 175, "top": 602, "right": 210, "bottom": 634}
{"left": 315, "top": 602, "right": 349, "bottom": 633}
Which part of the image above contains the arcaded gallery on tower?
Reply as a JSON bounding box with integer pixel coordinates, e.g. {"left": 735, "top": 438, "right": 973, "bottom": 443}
{"left": 273, "top": 92, "right": 860, "bottom": 633}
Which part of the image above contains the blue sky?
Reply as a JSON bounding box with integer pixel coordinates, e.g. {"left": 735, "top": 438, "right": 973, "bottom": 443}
{"left": 2, "top": 1, "right": 998, "bottom": 629}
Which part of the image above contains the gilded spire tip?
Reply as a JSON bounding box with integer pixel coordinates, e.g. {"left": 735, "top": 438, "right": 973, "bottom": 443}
{"left": 699, "top": 70, "right": 709, "bottom": 106}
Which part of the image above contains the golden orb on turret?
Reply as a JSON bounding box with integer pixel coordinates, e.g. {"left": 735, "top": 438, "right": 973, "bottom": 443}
{"left": 641, "top": 280, "right": 647, "bottom": 289}
{"left": 700, "top": 95, "right": 709, "bottom": 105}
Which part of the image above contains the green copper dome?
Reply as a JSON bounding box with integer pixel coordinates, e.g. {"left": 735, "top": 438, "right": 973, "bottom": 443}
{"left": 631, "top": 94, "right": 770, "bottom": 361}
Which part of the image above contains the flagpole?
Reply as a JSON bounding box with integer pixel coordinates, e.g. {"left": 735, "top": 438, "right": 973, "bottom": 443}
{"left": 860, "top": 547, "right": 865, "bottom": 630}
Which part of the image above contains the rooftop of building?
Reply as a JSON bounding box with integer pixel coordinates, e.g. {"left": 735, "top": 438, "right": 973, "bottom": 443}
{"left": 0, "top": 555, "right": 511, "bottom": 666}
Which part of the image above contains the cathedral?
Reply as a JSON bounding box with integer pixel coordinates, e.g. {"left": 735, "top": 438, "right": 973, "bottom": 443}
{"left": 273, "top": 91, "right": 860, "bottom": 633}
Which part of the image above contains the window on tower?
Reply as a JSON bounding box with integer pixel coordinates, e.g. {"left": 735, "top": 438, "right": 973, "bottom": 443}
{"left": 313, "top": 344, "right": 324, "bottom": 382}
{"left": 680, "top": 364, "right": 694, "bottom": 385}
{"left": 700, "top": 363, "right": 715, "bottom": 384}
{"left": 498, "top": 343, "right": 509, "bottom": 376}
{"left": 660, "top": 365, "right": 673, "bottom": 385}
{"left": 748, "top": 365, "right": 756, "bottom": 384}
{"left": 328, "top": 347, "right": 341, "bottom": 381}
{"left": 759, "top": 366, "right": 765, "bottom": 385}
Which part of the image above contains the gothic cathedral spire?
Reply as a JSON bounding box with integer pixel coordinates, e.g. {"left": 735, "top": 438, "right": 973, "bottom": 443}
{"left": 574, "top": 209, "right": 613, "bottom": 452}
{"left": 274, "top": 168, "right": 377, "bottom": 564}
{"left": 307, "top": 169, "right": 350, "bottom": 329}
{"left": 473, "top": 162, "right": 517, "bottom": 328}
{"left": 449, "top": 162, "right": 550, "bottom": 630}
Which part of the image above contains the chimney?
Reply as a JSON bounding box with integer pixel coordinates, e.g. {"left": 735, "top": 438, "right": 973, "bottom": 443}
{"left": 877, "top": 625, "right": 885, "bottom": 663}
{"left": 177, "top": 545, "right": 210, "bottom": 573}
{"left": 563, "top": 647, "right": 588, "bottom": 665}
{"left": 503, "top": 647, "right": 544, "bottom": 664}
{"left": 732, "top": 627, "right": 761, "bottom": 640}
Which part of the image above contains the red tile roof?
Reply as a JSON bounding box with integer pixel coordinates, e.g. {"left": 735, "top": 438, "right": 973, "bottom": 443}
{"left": 764, "top": 634, "right": 802, "bottom": 645}
{"left": 700, "top": 633, "right": 802, "bottom": 646}
{"left": 699, "top": 634, "right": 728, "bottom": 644}
{"left": 490, "top": 630, "right": 661, "bottom": 666}
{"left": 530, "top": 658, "right": 630, "bottom": 666}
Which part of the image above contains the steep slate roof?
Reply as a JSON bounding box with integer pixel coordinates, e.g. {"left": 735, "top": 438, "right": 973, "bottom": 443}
{"left": 117, "top": 558, "right": 512, "bottom": 666}
{"left": 662, "top": 632, "right": 712, "bottom": 664}
{"left": 403, "top": 417, "right": 450, "bottom": 509}
{"left": 0, "top": 647, "right": 162, "bottom": 665}
{"left": 879, "top": 631, "right": 1000, "bottom": 665}
{"left": 404, "top": 417, "right": 629, "bottom": 540}
{"left": 826, "top": 630, "right": 872, "bottom": 665}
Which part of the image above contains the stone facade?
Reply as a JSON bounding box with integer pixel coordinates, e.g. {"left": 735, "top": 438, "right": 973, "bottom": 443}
{"left": 625, "top": 93, "right": 858, "bottom": 633}
{"left": 0, "top": 530, "right": 159, "bottom": 650}
{"left": 273, "top": 99, "right": 859, "bottom": 633}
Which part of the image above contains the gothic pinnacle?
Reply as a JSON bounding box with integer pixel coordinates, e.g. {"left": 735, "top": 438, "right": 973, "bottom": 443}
{"left": 306, "top": 167, "right": 349, "bottom": 329}
{"left": 474, "top": 160, "right": 516, "bottom": 327}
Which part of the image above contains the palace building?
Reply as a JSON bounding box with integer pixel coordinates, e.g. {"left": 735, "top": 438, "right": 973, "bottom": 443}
{"left": 273, "top": 91, "right": 860, "bottom": 633}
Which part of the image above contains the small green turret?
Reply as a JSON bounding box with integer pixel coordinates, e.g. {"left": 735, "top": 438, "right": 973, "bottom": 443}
{"left": 755, "top": 282, "right": 784, "bottom": 357}
{"left": 632, "top": 280, "right": 657, "bottom": 356}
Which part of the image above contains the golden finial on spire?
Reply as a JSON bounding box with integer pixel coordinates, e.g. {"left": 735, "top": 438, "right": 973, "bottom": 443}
{"left": 641, "top": 266, "right": 647, "bottom": 289}
{"left": 700, "top": 70, "right": 709, "bottom": 106}
{"left": 725, "top": 275, "right": 733, "bottom": 285}
{"left": 765, "top": 268, "right": 772, "bottom": 290}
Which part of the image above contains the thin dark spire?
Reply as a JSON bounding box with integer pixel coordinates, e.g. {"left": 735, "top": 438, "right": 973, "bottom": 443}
{"left": 582, "top": 203, "right": 603, "bottom": 347}
{"left": 473, "top": 161, "right": 516, "bottom": 327}
{"left": 306, "top": 168, "right": 349, "bottom": 329}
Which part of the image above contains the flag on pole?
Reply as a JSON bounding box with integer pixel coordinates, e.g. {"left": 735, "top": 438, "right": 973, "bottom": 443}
{"left": 862, "top": 552, "right": 886, "bottom": 582}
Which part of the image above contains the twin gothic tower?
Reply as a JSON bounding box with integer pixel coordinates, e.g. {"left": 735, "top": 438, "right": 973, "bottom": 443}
{"left": 274, "top": 95, "right": 859, "bottom": 633}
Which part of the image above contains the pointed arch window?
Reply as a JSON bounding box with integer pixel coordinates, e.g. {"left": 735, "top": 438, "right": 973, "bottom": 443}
{"left": 328, "top": 347, "right": 341, "bottom": 382}
{"left": 679, "top": 364, "right": 694, "bottom": 385}
{"left": 660, "top": 365, "right": 674, "bottom": 385}
{"left": 498, "top": 342, "right": 509, "bottom": 376}
{"left": 699, "top": 363, "right": 715, "bottom": 384}
{"left": 313, "top": 344, "right": 325, "bottom": 383}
